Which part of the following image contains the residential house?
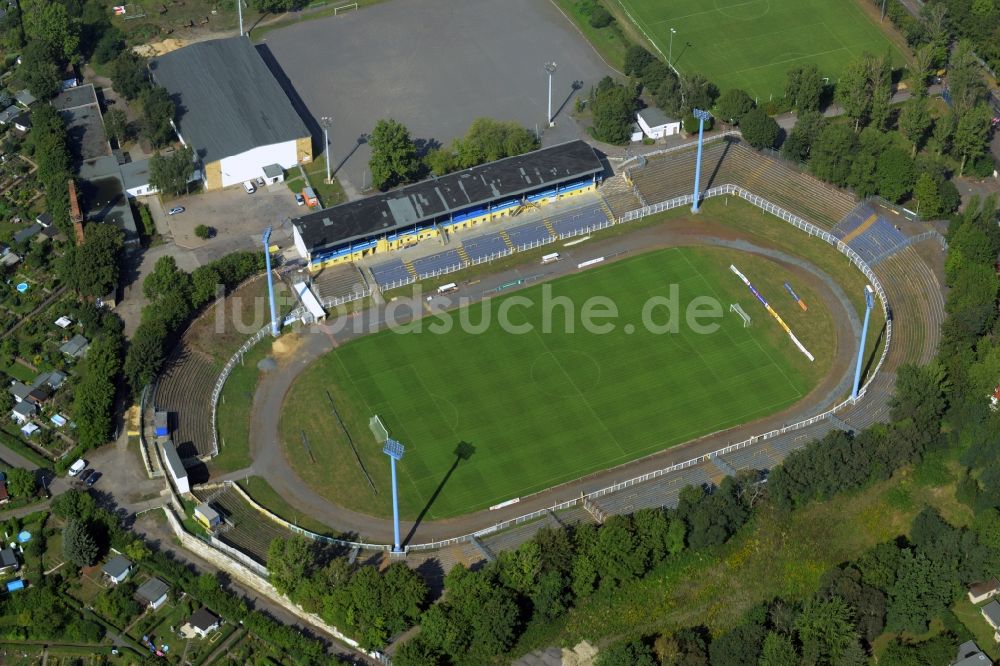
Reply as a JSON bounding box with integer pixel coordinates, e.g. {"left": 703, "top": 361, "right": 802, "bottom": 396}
{"left": 981, "top": 599, "right": 1000, "bottom": 641}
{"left": 0, "top": 105, "right": 19, "bottom": 125}
{"left": 12, "top": 113, "right": 30, "bottom": 133}
{"left": 59, "top": 334, "right": 90, "bottom": 359}
{"left": 8, "top": 380, "right": 31, "bottom": 404}
{"left": 182, "top": 608, "right": 220, "bottom": 639}
{"left": 11, "top": 400, "right": 36, "bottom": 424}
{"left": 101, "top": 554, "right": 133, "bottom": 585}
{"left": 135, "top": 577, "right": 170, "bottom": 610}
{"left": 954, "top": 640, "right": 992, "bottom": 665}
{"left": 33, "top": 371, "right": 66, "bottom": 392}
{"left": 0, "top": 547, "right": 18, "bottom": 574}
{"left": 14, "top": 90, "right": 36, "bottom": 109}
{"left": 13, "top": 223, "right": 41, "bottom": 244}
{"left": 970, "top": 578, "right": 1000, "bottom": 604}
{"left": 35, "top": 213, "right": 52, "bottom": 228}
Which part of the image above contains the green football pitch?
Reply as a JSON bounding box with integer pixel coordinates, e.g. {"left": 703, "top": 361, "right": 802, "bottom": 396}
{"left": 619, "top": 0, "right": 906, "bottom": 100}
{"left": 281, "top": 246, "right": 828, "bottom": 520}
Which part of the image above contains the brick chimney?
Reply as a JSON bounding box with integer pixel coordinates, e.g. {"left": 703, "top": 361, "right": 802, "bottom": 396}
{"left": 68, "top": 179, "right": 84, "bottom": 244}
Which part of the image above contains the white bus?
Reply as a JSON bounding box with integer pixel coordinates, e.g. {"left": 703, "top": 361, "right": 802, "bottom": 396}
{"left": 437, "top": 282, "right": 458, "bottom": 294}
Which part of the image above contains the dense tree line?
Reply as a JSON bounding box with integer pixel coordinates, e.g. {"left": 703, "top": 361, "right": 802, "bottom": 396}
{"left": 267, "top": 536, "right": 427, "bottom": 649}
{"left": 21, "top": 105, "right": 72, "bottom": 236}
{"left": 393, "top": 478, "right": 756, "bottom": 664}
{"left": 424, "top": 118, "right": 539, "bottom": 176}
{"left": 124, "top": 251, "right": 265, "bottom": 393}
{"left": 594, "top": 505, "right": 994, "bottom": 665}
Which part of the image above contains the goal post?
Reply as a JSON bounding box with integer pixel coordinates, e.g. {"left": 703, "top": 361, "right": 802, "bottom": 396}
{"left": 333, "top": 2, "right": 358, "bottom": 15}
{"left": 369, "top": 415, "right": 389, "bottom": 444}
{"left": 730, "top": 303, "right": 751, "bottom": 327}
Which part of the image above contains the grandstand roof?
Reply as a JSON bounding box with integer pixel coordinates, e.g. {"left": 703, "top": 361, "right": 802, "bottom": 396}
{"left": 292, "top": 140, "right": 602, "bottom": 253}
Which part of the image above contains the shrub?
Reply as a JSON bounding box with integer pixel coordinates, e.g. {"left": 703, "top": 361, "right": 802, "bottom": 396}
{"left": 194, "top": 224, "right": 213, "bottom": 239}
{"left": 588, "top": 4, "right": 614, "bottom": 28}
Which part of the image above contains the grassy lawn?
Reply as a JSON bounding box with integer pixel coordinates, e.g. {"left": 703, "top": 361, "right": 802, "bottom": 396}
{"left": 285, "top": 158, "right": 347, "bottom": 208}
{"left": 237, "top": 476, "right": 341, "bottom": 537}
{"left": 515, "top": 454, "right": 971, "bottom": 653}
{"left": 619, "top": 0, "right": 908, "bottom": 99}
{"left": 953, "top": 597, "right": 1000, "bottom": 660}
{"left": 553, "top": 0, "right": 631, "bottom": 71}
{"left": 211, "top": 340, "right": 274, "bottom": 475}
{"left": 280, "top": 244, "right": 831, "bottom": 519}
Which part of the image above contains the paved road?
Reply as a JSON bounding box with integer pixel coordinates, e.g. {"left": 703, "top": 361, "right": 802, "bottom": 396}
{"left": 245, "top": 215, "right": 860, "bottom": 545}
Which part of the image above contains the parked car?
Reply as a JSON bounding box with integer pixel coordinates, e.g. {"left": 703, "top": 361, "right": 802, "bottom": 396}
{"left": 79, "top": 468, "right": 94, "bottom": 482}
{"left": 294, "top": 193, "right": 305, "bottom": 206}
{"left": 86, "top": 472, "right": 101, "bottom": 487}
{"left": 68, "top": 459, "right": 86, "bottom": 476}
{"left": 243, "top": 181, "right": 256, "bottom": 194}
{"left": 167, "top": 207, "right": 185, "bottom": 215}
{"left": 255, "top": 176, "right": 265, "bottom": 188}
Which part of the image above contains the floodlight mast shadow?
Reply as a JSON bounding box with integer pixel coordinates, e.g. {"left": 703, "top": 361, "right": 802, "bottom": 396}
{"left": 383, "top": 438, "right": 405, "bottom": 553}
{"left": 690, "top": 108, "right": 712, "bottom": 213}
{"left": 262, "top": 226, "right": 279, "bottom": 337}
{"left": 852, "top": 285, "right": 875, "bottom": 399}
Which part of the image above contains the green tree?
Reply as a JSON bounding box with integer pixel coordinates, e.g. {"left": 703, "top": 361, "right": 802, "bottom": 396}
{"left": 6, "top": 467, "right": 36, "bottom": 498}
{"left": 250, "top": 0, "right": 307, "bottom": 11}
{"left": 876, "top": 146, "right": 916, "bottom": 203}
{"left": 589, "top": 77, "right": 637, "bottom": 145}
{"left": 22, "top": 1, "right": 79, "bottom": 62}
{"left": 451, "top": 118, "right": 539, "bottom": 170}
{"left": 0, "top": 389, "right": 12, "bottom": 417}
{"left": 92, "top": 27, "right": 125, "bottom": 65}
{"left": 910, "top": 43, "right": 934, "bottom": 97}
{"left": 795, "top": 596, "right": 857, "bottom": 664}
{"left": 954, "top": 103, "right": 993, "bottom": 176}
{"left": 738, "top": 107, "right": 780, "bottom": 149}
{"left": 17, "top": 40, "right": 60, "bottom": 100}
{"left": 73, "top": 331, "right": 123, "bottom": 450}
{"left": 886, "top": 549, "right": 957, "bottom": 632}
{"left": 809, "top": 123, "right": 858, "bottom": 186}
{"left": 149, "top": 146, "right": 195, "bottom": 196}
{"left": 62, "top": 519, "right": 99, "bottom": 567}
{"left": 266, "top": 536, "right": 315, "bottom": 596}
{"left": 929, "top": 113, "right": 955, "bottom": 156}
{"left": 867, "top": 53, "right": 893, "bottom": 130}
{"left": 141, "top": 86, "right": 176, "bottom": 148}
{"left": 596, "top": 639, "right": 657, "bottom": 666}
{"left": 94, "top": 582, "right": 141, "bottom": 625}
{"left": 899, "top": 96, "right": 932, "bottom": 156}
{"left": 194, "top": 224, "right": 212, "bottom": 239}
{"left": 781, "top": 111, "right": 825, "bottom": 162}
{"left": 61, "top": 224, "right": 124, "bottom": 297}
{"left": 623, "top": 45, "right": 655, "bottom": 77}
{"left": 837, "top": 56, "right": 872, "bottom": 131}
{"left": 110, "top": 51, "right": 149, "bottom": 100}
{"left": 368, "top": 118, "right": 420, "bottom": 190}
{"left": 759, "top": 632, "right": 798, "bottom": 666}
{"left": 123, "top": 317, "right": 167, "bottom": 392}
{"left": 949, "top": 40, "right": 988, "bottom": 116}
{"left": 784, "top": 64, "right": 824, "bottom": 112}
{"left": 913, "top": 172, "right": 942, "bottom": 219}
{"left": 103, "top": 108, "right": 128, "bottom": 147}
{"left": 143, "top": 256, "right": 192, "bottom": 302}
{"left": 716, "top": 88, "right": 755, "bottom": 124}
{"left": 680, "top": 73, "right": 718, "bottom": 116}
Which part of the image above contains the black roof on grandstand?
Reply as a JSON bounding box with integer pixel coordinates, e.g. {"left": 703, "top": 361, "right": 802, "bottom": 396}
{"left": 293, "top": 140, "right": 603, "bottom": 253}
{"left": 149, "top": 37, "right": 309, "bottom": 165}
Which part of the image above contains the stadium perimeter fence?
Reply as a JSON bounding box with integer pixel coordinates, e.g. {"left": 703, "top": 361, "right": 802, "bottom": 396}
{"left": 198, "top": 182, "right": 893, "bottom": 554}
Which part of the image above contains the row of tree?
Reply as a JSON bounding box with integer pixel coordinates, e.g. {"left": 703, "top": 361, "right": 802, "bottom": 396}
{"left": 123, "top": 252, "right": 265, "bottom": 393}
{"left": 368, "top": 117, "right": 541, "bottom": 190}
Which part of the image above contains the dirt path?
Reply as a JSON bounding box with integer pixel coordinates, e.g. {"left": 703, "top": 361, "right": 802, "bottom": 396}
{"left": 243, "top": 216, "right": 861, "bottom": 545}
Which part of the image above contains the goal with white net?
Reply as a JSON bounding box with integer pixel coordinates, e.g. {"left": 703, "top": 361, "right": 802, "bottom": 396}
{"left": 369, "top": 415, "right": 389, "bottom": 444}
{"left": 730, "top": 303, "right": 751, "bottom": 327}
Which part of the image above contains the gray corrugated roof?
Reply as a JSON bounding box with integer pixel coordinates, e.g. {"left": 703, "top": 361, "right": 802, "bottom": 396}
{"left": 293, "top": 140, "right": 602, "bottom": 254}
{"left": 150, "top": 37, "right": 310, "bottom": 165}
{"left": 638, "top": 107, "right": 676, "bottom": 128}
{"left": 102, "top": 554, "right": 133, "bottom": 578}
{"left": 136, "top": 577, "right": 170, "bottom": 603}
{"left": 120, "top": 158, "right": 152, "bottom": 191}
{"left": 983, "top": 599, "right": 1000, "bottom": 627}
{"left": 161, "top": 440, "right": 187, "bottom": 481}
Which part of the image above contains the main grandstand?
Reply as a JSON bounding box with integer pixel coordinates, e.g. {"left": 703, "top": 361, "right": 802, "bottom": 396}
{"left": 290, "top": 140, "right": 603, "bottom": 270}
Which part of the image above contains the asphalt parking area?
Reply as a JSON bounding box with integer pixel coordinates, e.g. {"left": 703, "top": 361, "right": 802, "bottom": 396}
{"left": 258, "top": 0, "right": 615, "bottom": 193}
{"left": 156, "top": 183, "right": 302, "bottom": 257}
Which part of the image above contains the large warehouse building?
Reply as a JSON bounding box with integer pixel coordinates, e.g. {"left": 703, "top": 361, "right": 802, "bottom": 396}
{"left": 291, "top": 140, "right": 603, "bottom": 270}
{"left": 149, "top": 37, "right": 312, "bottom": 190}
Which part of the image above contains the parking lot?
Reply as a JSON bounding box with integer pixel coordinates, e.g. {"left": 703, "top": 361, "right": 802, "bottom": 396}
{"left": 151, "top": 182, "right": 302, "bottom": 259}
{"left": 258, "top": 0, "right": 615, "bottom": 194}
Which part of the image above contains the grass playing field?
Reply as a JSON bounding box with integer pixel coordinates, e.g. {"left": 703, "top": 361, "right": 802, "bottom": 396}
{"left": 618, "top": 0, "right": 906, "bottom": 100}
{"left": 280, "top": 243, "right": 833, "bottom": 520}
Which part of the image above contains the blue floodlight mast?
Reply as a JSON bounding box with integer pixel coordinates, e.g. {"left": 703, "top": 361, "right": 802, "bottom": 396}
{"left": 383, "top": 438, "right": 405, "bottom": 553}
{"left": 262, "top": 227, "right": 279, "bottom": 337}
{"left": 691, "top": 108, "right": 712, "bottom": 213}
{"left": 852, "top": 285, "right": 875, "bottom": 399}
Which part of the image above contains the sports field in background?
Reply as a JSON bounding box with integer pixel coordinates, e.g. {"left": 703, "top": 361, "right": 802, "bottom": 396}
{"left": 280, "top": 245, "right": 832, "bottom": 520}
{"left": 619, "top": 0, "right": 906, "bottom": 100}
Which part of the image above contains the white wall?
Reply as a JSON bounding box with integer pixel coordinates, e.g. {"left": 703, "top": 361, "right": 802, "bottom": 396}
{"left": 638, "top": 115, "right": 681, "bottom": 139}
{"left": 292, "top": 225, "right": 309, "bottom": 260}
{"left": 218, "top": 141, "right": 298, "bottom": 188}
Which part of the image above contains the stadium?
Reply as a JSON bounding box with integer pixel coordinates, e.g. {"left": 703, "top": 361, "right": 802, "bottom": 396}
{"left": 147, "top": 132, "right": 944, "bottom": 571}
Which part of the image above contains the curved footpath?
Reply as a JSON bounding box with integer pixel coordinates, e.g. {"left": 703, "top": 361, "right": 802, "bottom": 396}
{"left": 246, "top": 217, "right": 865, "bottom": 545}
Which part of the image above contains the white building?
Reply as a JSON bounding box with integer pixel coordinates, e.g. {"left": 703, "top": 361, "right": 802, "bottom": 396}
{"left": 160, "top": 439, "right": 189, "bottom": 494}
{"left": 149, "top": 37, "right": 312, "bottom": 191}
{"left": 637, "top": 107, "right": 681, "bottom": 140}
